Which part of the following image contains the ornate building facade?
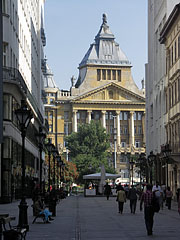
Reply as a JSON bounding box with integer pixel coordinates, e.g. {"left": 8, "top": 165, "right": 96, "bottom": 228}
{"left": 44, "top": 14, "right": 146, "bottom": 183}
{"left": 159, "top": 3, "right": 180, "bottom": 195}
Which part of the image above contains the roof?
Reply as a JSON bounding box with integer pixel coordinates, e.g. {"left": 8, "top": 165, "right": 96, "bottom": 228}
{"left": 79, "top": 13, "right": 131, "bottom": 68}
{"left": 160, "top": 3, "right": 180, "bottom": 44}
{"left": 83, "top": 172, "right": 121, "bottom": 180}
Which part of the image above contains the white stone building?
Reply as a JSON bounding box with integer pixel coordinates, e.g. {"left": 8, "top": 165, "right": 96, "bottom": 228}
{"left": 1, "top": 0, "right": 47, "bottom": 202}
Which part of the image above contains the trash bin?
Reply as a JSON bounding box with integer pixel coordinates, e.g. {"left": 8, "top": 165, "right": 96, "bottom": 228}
{"left": 3, "top": 229, "right": 20, "bottom": 240}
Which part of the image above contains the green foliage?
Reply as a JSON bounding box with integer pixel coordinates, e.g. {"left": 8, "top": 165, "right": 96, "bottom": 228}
{"left": 65, "top": 121, "right": 111, "bottom": 182}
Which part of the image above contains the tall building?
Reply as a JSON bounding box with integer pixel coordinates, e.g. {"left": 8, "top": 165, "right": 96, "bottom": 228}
{"left": 146, "top": 0, "right": 180, "bottom": 191}
{"left": 1, "top": 0, "right": 47, "bottom": 202}
{"left": 45, "top": 14, "right": 145, "bottom": 184}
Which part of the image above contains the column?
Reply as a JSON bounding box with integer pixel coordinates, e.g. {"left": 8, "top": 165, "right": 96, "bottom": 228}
{"left": 73, "top": 110, "right": 77, "bottom": 132}
{"left": 87, "top": 110, "right": 92, "bottom": 124}
{"left": 101, "top": 111, "right": 106, "bottom": 129}
{"left": 116, "top": 111, "right": 121, "bottom": 146}
{"left": 130, "top": 111, "right": 134, "bottom": 147}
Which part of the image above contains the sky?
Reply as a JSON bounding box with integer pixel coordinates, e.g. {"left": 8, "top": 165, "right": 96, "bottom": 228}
{"left": 44, "top": 0, "right": 147, "bottom": 90}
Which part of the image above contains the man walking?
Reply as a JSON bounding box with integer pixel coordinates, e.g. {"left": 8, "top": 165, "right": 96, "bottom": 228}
{"left": 140, "top": 184, "right": 155, "bottom": 236}
{"left": 128, "top": 185, "right": 138, "bottom": 214}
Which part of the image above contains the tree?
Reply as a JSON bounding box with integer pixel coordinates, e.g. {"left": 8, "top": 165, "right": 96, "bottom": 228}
{"left": 65, "top": 121, "right": 114, "bottom": 182}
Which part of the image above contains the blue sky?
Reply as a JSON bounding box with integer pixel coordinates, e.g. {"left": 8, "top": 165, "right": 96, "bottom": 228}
{"left": 44, "top": 0, "right": 147, "bottom": 90}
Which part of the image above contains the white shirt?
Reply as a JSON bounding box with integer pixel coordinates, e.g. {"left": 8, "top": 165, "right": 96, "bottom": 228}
{"left": 152, "top": 185, "right": 162, "bottom": 197}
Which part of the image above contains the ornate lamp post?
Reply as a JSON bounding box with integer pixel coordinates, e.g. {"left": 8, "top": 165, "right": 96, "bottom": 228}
{"left": 59, "top": 160, "right": 65, "bottom": 186}
{"left": 52, "top": 148, "right": 58, "bottom": 188}
{"left": 36, "top": 127, "right": 46, "bottom": 194}
{"left": 45, "top": 138, "right": 54, "bottom": 193}
{"left": 15, "top": 99, "right": 33, "bottom": 230}
{"left": 113, "top": 116, "right": 117, "bottom": 169}
{"left": 147, "top": 151, "right": 156, "bottom": 184}
{"left": 161, "top": 144, "right": 172, "bottom": 187}
{"left": 56, "top": 155, "right": 61, "bottom": 189}
{"left": 129, "top": 158, "right": 135, "bottom": 186}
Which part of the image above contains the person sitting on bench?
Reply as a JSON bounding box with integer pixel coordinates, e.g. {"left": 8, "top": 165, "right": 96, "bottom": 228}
{"left": 34, "top": 196, "right": 54, "bottom": 223}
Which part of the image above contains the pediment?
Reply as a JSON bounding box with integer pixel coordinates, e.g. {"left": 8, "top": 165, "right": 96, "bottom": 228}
{"left": 71, "top": 82, "right": 145, "bottom": 103}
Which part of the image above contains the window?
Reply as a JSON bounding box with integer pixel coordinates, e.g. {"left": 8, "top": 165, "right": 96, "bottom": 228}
{"left": 2, "top": 0, "right": 6, "bottom": 13}
{"left": 121, "top": 141, "right": 126, "bottom": 147}
{"left": 138, "top": 126, "right": 142, "bottom": 134}
{"left": 3, "top": 42, "right": 8, "bottom": 66}
{"left": 3, "top": 95, "right": 12, "bottom": 120}
{"left": 135, "top": 141, "right": 140, "bottom": 148}
{"left": 137, "top": 112, "right": 142, "bottom": 120}
{"left": 50, "top": 98, "right": 54, "bottom": 104}
{"left": 178, "top": 36, "right": 180, "bottom": 58}
{"left": 134, "top": 112, "right": 137, "bottom": 120}
{"left": 49, "top": 111, "right": 53, "bottom": 120}
{"left": 102, "top": 69, "right": 106, "bottom": 80}
{"left": 134, "top": 126, "right": 136, "bottom": 134}
{"left": 107, "top": 70, "right": 111, "bottom": 80}
{"left": 109, "top": 91, "right": 113, "bottom": 99}
{"left": 97, "top": 69, "right": 101, "bottom": 81}
{"left": 175, "top": 40, "right": 177, "bottom": 61}
{"left": 118, "top": 70, "right": 121, "bottom": 81}
{"left": 49, "top": 124, "right": 53, "bottom": 133}
{"left": 124, "top": 112, "right": 128, "bottom": 120}
{"left": 124, "top": 126, "right": 128, "bottom": 134}
{"left": 64, "top": 111, "right": 69, "bottom": 121}
{"left": 77, "top": 112, "right": 80, "bottom": 120}
{"left": 112, "top": 70, "right": 116, "bottom": 80}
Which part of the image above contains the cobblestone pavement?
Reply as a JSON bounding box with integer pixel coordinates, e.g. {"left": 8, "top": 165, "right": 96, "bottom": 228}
{"left": 0, "top": 195, "right": 180, "bottom": 240}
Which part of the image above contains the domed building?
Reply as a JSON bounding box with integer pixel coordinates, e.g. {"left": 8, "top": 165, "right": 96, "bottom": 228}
{"left": 44, "top": 14, "right": 146, "bottom": 184}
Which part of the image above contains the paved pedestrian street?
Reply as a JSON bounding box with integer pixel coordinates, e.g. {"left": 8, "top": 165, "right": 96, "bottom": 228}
{"left": 0, "top": 195, "right": 180, "bottom": 240}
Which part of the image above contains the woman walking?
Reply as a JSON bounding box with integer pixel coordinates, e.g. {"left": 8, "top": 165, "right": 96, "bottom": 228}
{"left": 117, "top": 185, "right": 126, "bottom": 214}
{"left": 166, "top": 187, "right": 173, "bottom": 210}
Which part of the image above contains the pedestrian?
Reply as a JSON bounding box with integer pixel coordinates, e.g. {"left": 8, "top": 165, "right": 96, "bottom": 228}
{"left": 33, "top": 196, "right": 54, "bottom": 223}
{"left": 140, "top": 184, "right": 155, "bottom": 236}
{"left": 152, "top": 181, "right": 162, "bottom": 206}
{"left": 128, "top": 185, "right": 138, "bottom": 214}
{"left": 104, "top": 182, "right": 112, "bottom": 200}
{"left": 176, "top": 188, "right": 180, "bottom": 202}
{"left": 166, "top": 187, "right": 173, "bottom": 210}
{"left": 116, "top": 185, "right": 126, "bottom": 214}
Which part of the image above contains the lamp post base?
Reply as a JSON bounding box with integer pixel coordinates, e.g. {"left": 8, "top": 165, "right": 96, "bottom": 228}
{"left": 18, "top": 199, "right": 29, "bottom": 231}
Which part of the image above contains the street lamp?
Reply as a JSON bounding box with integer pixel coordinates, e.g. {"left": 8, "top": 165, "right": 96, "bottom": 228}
{"left": 161, "top": 144, "right": 172, "bottom": 187}
{"left": 52, "top": 148, "right": 58, "bottom": 188}
{"left": 45, "top": 138, "right": 54, "bottom": 193}
{"left": 129, "top": 158, "right": 135, "bottom": 186}
{"left": 36, "top": 127, "right": 46, "bottom": 194}
{"left": 59, "top": 160, "right": 65, "bottom": 186}
{"left": 113, "top": 116, "right": 117, "bottom": 169}
{"left": 15, "top": 99, "right": 33, "bottom": 230}
{"left": 147, "top": 151, "right": 156, "bottom": 184}
{"left": 56, "top": 155, "right": 61, "bottom": 189}
{"left": 137, "top": 153, "right": 145, "bottom": 190}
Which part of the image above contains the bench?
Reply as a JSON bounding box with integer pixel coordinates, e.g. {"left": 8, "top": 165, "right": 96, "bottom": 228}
{"left": 32, "top": 212, "right": 46, "bottom": 224}
{"left": 2, "top": 216, "right": 27, "bottom": 240}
